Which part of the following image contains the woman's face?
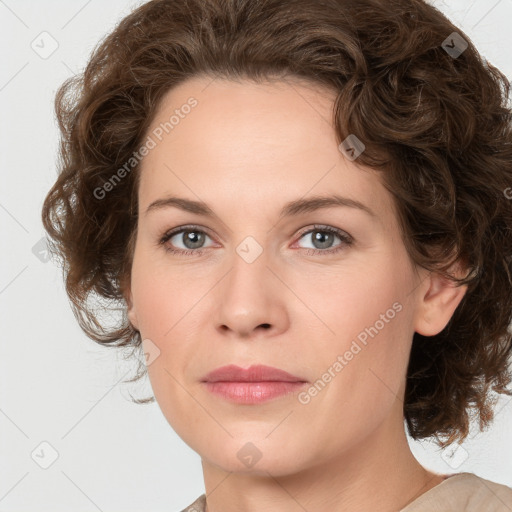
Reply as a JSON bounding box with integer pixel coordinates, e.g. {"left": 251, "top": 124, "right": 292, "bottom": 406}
{"left": 126, "top": 75, "right": 435, "bottom": 475}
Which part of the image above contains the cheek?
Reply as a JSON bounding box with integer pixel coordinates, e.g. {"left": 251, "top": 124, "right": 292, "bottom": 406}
{"left": 294, "top": 305, "right": 412, "bottom": 462}
{"left": 129, "top": 251, "right": 180, "bottom": 337}
{"left": 299, "top": 255, "right": 411, "bottom": 355}
{"left": 129, "top": 255, "right": 202, "bottom": 411}
{"left": 297, "top": 258, "right": 414, "bottom": 419}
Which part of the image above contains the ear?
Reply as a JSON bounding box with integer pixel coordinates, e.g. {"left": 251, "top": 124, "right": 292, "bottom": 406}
{"left": 122, "top": 228, "right": 139, "bottom": 331}
{"left": 413, "top": 260, "right": 469, "bottom": 336}
{"left": 124, "top": 286, "right": 140, "bottom": 331}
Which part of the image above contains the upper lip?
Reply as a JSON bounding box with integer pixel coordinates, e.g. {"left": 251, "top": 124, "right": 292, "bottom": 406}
{"left": 202, "top": 364, "right": 307, "bottom": 383}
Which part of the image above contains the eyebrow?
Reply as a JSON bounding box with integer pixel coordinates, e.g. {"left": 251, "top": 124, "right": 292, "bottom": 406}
{"left": 145, "top": 193, "right": 376, "bottom": 219}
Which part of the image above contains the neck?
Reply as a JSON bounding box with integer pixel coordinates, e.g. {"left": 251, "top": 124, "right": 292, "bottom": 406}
{"left": 200, "top": 400, "right": 445, "bottom": 512}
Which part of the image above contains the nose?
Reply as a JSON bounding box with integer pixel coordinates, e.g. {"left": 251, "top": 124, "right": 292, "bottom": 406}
{"left": 213, "top": 248, "right": 289, "bottom": 339}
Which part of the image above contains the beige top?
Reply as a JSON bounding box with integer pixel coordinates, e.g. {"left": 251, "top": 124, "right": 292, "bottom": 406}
{"left": 179, "top": 472, "right": 512, "bottom": 512}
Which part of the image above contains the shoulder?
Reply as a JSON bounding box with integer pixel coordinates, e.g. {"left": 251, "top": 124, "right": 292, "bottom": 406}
{"left": 401, "top": 472, "right": 512, "bottom": 511}
{"left": 180, "top": 478, "right": 512, "bottom": 512}
{"left": 178, "top": 493, "right": 206, "bottom": 512}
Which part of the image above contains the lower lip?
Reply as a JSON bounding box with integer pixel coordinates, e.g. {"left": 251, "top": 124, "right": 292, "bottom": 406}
{"left": 203, "top": 381, "right": 308, "bottom": 404}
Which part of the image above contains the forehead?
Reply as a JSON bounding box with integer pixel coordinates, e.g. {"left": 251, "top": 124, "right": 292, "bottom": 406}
{"left": 138, "top": 75, "right": 394, "bottom": 224}
{"left": 146, "top": 74, "right": 339, "bottom": 158}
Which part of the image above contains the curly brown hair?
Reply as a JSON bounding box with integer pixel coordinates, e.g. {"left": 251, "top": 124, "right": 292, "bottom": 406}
{"left": 41, "top": 0, "right": 512, "bottom": 448}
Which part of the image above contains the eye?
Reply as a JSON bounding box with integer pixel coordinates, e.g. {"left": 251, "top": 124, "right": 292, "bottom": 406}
{"left": 159, "top": 225, "right": 215, "bottom": 256}
{"left": 159, "top": 224, "right": 353, "bottom": 256}
{"left": 294, "top": 225, "right": 353, "bottom": 255}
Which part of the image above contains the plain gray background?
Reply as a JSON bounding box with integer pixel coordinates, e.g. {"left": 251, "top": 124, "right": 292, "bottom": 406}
{"left": 1, "top": 0, "right": 512, "bottom": 510}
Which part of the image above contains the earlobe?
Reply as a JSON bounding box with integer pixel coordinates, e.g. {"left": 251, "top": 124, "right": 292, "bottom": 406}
{"left": 414, "top": 267, "right": 469, "bottom": 337}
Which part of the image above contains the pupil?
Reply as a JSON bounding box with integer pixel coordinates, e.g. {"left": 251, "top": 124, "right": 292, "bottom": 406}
{"left": 185, "top": 231, "right": 203, "bottom": 249}
{"left": 314, "top": 231, "right": 332, "bottom": 249}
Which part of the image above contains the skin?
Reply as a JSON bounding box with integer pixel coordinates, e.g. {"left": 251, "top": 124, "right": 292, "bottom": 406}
{"left": 125, "top": 75, "right": 468, "bottom": 512}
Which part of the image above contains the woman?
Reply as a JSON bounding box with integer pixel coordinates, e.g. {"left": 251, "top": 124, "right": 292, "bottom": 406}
{"left": 42, "top": 0, "right": 512, "bottom": 510}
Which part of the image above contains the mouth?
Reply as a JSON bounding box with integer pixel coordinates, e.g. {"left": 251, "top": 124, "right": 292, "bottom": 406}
{"left": 202, "top": 363, "right": 307, "bottom": 383}
{"left": 201, "top": 364, "right": 308, "bottom": 404}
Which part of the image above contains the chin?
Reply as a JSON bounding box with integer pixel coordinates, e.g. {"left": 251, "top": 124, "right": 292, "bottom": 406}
{"left": 201, "top": 439, "right": 309, "bottom": 477}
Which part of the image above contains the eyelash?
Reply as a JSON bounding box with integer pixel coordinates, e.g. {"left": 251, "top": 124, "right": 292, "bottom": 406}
{"left": 158, "top": 224, "right": 353, "bottom": 257}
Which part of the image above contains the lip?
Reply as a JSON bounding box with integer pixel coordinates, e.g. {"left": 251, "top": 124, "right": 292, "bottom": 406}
{"left": 202, "top": 364, "right": 306, "bottom": 383}
{"left": 201, "top": 364, "right": 308, "bottom": 404}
